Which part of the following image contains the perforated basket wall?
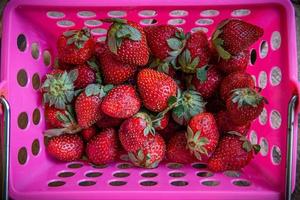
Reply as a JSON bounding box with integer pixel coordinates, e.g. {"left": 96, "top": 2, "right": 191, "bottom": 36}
{"left": 0, "top": 0, "right": 299, "bottom": 200}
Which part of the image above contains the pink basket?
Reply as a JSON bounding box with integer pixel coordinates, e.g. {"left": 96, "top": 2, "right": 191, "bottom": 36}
{"left": 0, "top": 0, "right": 299, "bottom": 199}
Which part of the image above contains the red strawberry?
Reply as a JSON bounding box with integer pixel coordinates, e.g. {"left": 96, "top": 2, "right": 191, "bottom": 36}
{"left": 56, "top": 59, "right": 75, "bottom": 70}
{"left": 86, "top": 128, "right": 119, "bottom": 165}
{"left": 216, "top": 111, "right": 250, "bottom": 135}
{"left": 187, "top": 112, "right": 219, "bottom": 160}
{"left": 46, "top": 134, "right": 84, "bottom": 162}
{"left": 57, "top": 28, "right": 95, "bottom": 65}
{"left": 98, "top": 48, "right": 137, "bottom": 84}
{"left": 75, "top": 84, "right": 112, "bottom": 128}
{"left": 158, "top": 118, "right": 183, "bottom": 141}
{"left": 192, "top": 65, "right": 222, "bottom": 99}
{"left": 81, "top": 126, "right": 97, "bottom": 141}
{"left": 220, "top": 72, "right": 255, "bottom": 100}
{"left": 119, "top": 112, "right": 155, "bottom": 152}
{"left": 96, "top": 113, "right": 123, "bottom": 128}
{"left": 208, "top": 133, "right": 260, "bottom": 172}
{"left": 105, "top": 18, "right": 149, "bottom": 66}
{"left": 44, "top": 105, "right": 68, "bottom": 128}
{"left": 94, "top": 41, "right": 106, "bottom": 57}
{"left": 153, "top": 112, "right": 170, "bottom": 131}
{"left": 226, "top": 88, "right": 266, "bottom": 125}
{"left": 166, "top": 131, "right": 196, "bottom": 164}
{"left": 217, "top": 49, "right": 250, "bottom": 75}
{"left": 212, "top": 19, "right": 263, "bottom": 59}
{"left": 72, "top": 64, "right": 95, "bottom": 89}
{"left": 128, "top": 134, "right": 165, "bottom": 168}
{"left": 137, "top": 68, "right": 177, "bottom": 112}
{"left": 101, "top": 85, "right": 141, "bottom": 119}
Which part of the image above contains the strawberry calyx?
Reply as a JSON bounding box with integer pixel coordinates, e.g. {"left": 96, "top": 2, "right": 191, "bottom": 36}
{"left": 87, "top": 57, "right": 103, "bottom": 84}
{"left": 42, "top": 71, "right": 77, "bottom": 109}
{"left": 84, "top": 83, "right": 113, "bottom": 98}
{"left": 135, "top": 112, "right": 156, "bottom": 136}
{"left": 230, "top": 88, "right": 266, "bottom": 108}
{"left": 104, "top": 18, "right": 142, "bottom": 54}
{"left": 178, "top": 49, "right": 200, "bottom": 74}
{"left": 228, "top": 131, "right": 261, "bottom": 154}
{"left": 63, "top": 28, "right": 92, "bottom": 49}
{"left": 186, "top": 125, "right": 209, "bottom": 160}
{"left": 149, "top": 58, "right": 171, "bottom": 75}
{"left": 212, "top": 19, "right": 231, "bottom": 60}
{"left": 128, "top": 149, "right": 159, "bottom": 169}
{"left": 196, "top": 65, "right": 209, "bottom": 82}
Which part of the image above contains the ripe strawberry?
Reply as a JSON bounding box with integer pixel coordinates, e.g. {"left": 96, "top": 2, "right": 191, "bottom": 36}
{"left": 137, "top": 68, "right": 177, "bottom": 112}
{"left": 208, "top": 133, "right": 260, "bottom": 172}
{"left": 128, "top": 134, "right": 165, "bottom": 168}
{"left": 56, "top": 59, "right": 75, "bottom": 70}
{"left": 101, "top": 85, "right": 141, "bottom": 119}
{"left": 44, "top": 105, "right": 68, "bottom": 128}
{"left": 217, "top": 49, "right": 250, "bottom": 75}
{"left": 220, "top": 72, "right": 255, "bottom": 101}
{"left": 72, "top": 64, "right": 95, "bottom": 89}
{"left": 212, "top": 19, "right": 263, "bottom": 59}
{"left": 192, "top": 65, "right": 222, "bottom": 99}
{"left": 216, "top": 111, "right": 250, "bottom": 135}
{"left": 105, "top": 18, "right": 149, "bottom": 66}
{"left": 179, "top": 30, "right": 210, "bottom": 74}
{"left": 75, "top": 84, "right": 112, "bottom": 128}
{"left": 81, "top": 126, "right": 97, "bottom": 141}
{"left": 98, "top": 47, "right": 137, "bottom": 84}
{"left": 153, "top": 112, "right": 170, "bottom": 131}
{"left": 187, "top": 112, "right": 219, "bottom": 160}
{"left": 119, "top": 112, "right": 155, "bottom": 152}
{"left": 46, "top": 134, "right": 84, "bottom": 162}
{"left": 96, "top": 113, "right": 123, "bottom": 128}
{"left": 94, "top": 41, "right": 106, "bottom": 57}
{"left": 86, "top": 128, "right": 119, "bottom": 165}
{"left": 166, "top": 131, "right": 196, "bottom": 164}
{"left": 226, "top": 88, "right": 266, "bottom": 125}
{"left": 57, "top": 28, "right": 95, "bottom": 65}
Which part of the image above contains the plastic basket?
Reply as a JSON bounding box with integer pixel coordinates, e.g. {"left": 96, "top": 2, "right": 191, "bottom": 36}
{"left": 0, "top": 0, "right": 299, "bottom": 199}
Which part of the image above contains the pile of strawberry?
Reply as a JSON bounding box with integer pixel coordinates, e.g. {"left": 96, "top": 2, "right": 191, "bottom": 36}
{"left": 42, "top": 18, "right": 265, "bottom": 172}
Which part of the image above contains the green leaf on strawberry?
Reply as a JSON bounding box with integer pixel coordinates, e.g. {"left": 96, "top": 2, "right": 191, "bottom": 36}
{"left": 196, "top": 65, "right": 209, "bottom": 82}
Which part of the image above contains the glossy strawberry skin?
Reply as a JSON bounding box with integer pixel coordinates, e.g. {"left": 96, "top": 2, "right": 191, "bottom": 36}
{"left": 44, "top": 105, "right": 67, "bottom": 128}
{"left": 217, "top": 49, "right": 250, "bottom": 75}
{"left": 101, "top": 85, "right": 141, "bottom": 119}
{"left": 208, "top": 135, "right": 254, "bottom": 172}
{"left": 154, "top": 112, "right": 170, "bottom": 131}
{"left": 86, "top": 128, "right": 118, "bottom": 165}
{"left": 220, "top": 72, "right": 255, "bottom": 101}
{"left": 167, "top": 131, "right": 196, "bottom": 164}
{"left": 46, "top": 134, "right": 84, "bottom": 162}
{"left": 96, "top": 113, "right": 123, "bottom": 128}
{"left": 216, "top": 111, "right": 250, "bottom": 135}
{"left": 98, "top": 48, "right": 137, "bottom": 84}
{"left": 73, "top": 64, "right": 95, "bottom": 89}
{"left": 57, "top": 34, "right": 95, "bottom": 65}
{"left": 75, "top": 92, "right": 102, "bottom": 129}
{"left": 137, "top": 68, "right": 177, "bottom": 112}
{"left": 81, "top": 126, "right": 97, "bottom": 141}
{"left": 192, "top": 66, "right": 222, "bottom": 99}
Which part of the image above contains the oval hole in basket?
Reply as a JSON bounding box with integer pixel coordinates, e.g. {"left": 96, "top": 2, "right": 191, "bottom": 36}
{"left": 68, "top": 163, "right": 83, "bottom": 169}
{"left": 32, "top": 73, "right": 41, "bottom": 90}
{"left": 224, "top": 171, "right": 241, "bottom": 178}
{"left": 109, "top": 180, "right": 127, "bottom": 186}
{"left": 85, "top": 20, "right": 102, "bottom": 27}
{"left": 77, "top": 11, "right": 96, "bottom": 18}
{"left": 195, "top": 18, "right": 214, "bottom": 26}
{"left": 250, "top": 49, "right": 257, "bottom": 65}
{"left": 17, "top": 34, "right": 27, "bottom": 52}
{"left": 107, "top": 11, "right": 127, "bottom": 18}
{"left": 167, "top": 163, "right": 183, "bottom": 169}
{"left": 32, "top": 108, "right": 41, "bottom": 125}
{"left": 113, "top": 172, "right": 130, "bottom": 178}
{"left": 141, "top": 172, "right": 158, "bottom": 178}
{"left": 169, "top": 172, "right": 186, "bottom": 178}
{"left": 140, "top": 181, "right": 158, "bottom": 186}
{"left": 47, "top": 11, "right": 65, "bottom": 19}
{"left": 192, "top": 163, "right": 207, "bottom": 169}
{"left": 117, "top": 163, "right": 133, "bottom": 169}
{"left": 92, "top": 164, "right": 108, "bottom": 169}
{"left": 170, "top": 180, "right": 188, "bottom": 186}
{"left": 31, "top": 139, "right": 40, "bottom": 156}
{"left": 270, "top": 110, "right": 282, "bottom": 129}
{"left": 259, "top": 108, "right": 268, "bottom": 126}
{"left": 58, "top": 171, "right": 75, "bottom": 178}
{"left": 18, "top": 112, "right": 29, "bottom": 129}
{"left": 31, "top": 43, "right": 40, "bottom": 59}
{"left": 86, "top": 172, "right": 103, "bottom": 178}
{"left": 232, "top": 180, "right": 251, "bottom": 187}
{"left": 271, "top": 145, "right": 282, "bottom": 165}
{"left": 91, "top": 28, "right": 107, "bottom": 36}
{"left": 17, "top": 69, "right": 28, "bottom": 87}
{"left": 200, "top": 10, "right": 220, "bottom": 17}
{"left": 48, "top": 180, "right": 65, "bottom": 187}
{"left": 259, "top": 41, "right": 269, "bottom": 59}
{"left": 258, "top": 71, "right": 267, "bottom": 89}
{"left": 191, "top": 27, "right": 208, "bottom": 33}
{"left": 78, "top": 180, "right": 96, "bottom": 186}
{"left": 169, "top": 10, "right": 188, "bottom": 17}
{"left": 271, "top": 31, "right": 281, "bottom": 50}
{"left": 260, "top": 138, "right": 269, "bottom": 156}
{"left": 168, "top": 18, "right": 185, "bottom": 26}
{"left": 18, "top": 147, "right": 28, "bottom": 165}
{"left": 43, "top": 50, "right": 52, "bottom": 67}
{"left": 57, "top": 20, "right": 75, "bottom": 28}
{"left": 270, "top": 66, "right": 282, "bottom": 86}
{"left": 201, "top": 180, "right": 220, "bottom": 186}
{"left": 197, "top": 171, "right": 214, "bottom": 178}
{"left": 139, "top": 10, "right": 157, "bottom": 17}
{"left": 140, "top": 19, "right": 157, "bottom": 26}
{"left": 231, "top": 9, "right": 251, "bottom": 17}
{"left": 249, "top": 130, "right": 258, "bottom": 145}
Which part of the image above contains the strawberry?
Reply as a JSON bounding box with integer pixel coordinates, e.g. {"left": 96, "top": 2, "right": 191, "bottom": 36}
{"left": 96, "top": 113, "right": 123, "bottom": 128}
{"left": 128, "top": 134, "right": 165, "bottom": 168}
{"left": 158, "top": 118, "right": 183, "bottom": 141}
{"left": 44, "top": 105, "right": 69, "bottom": 128}
{"left": 187, "top": 112, "right": 219, "bottom": 160}
{"left": 208, "top": 133, "right": 260, "bottom": 172}
{"left": 41, "top": 70, "right": 77, "bottom": 109}
{"left": 94, "top": 41, "right": 106, "bottom": 57}
{"left": 220, "top": 72, "right": 255, "bottom": 101}
{"left": 166, "top": 131, "right": 196, "bottom": 164}
{"left": 192, "top": 65, "right": 222, "bottom": 99}
{"left": 98, "top": 47, "right": 137, "bottom": 84}
{"left": 119, "top": 112, "right": 155, "bottom": 152}
{"left": 81, "top": 126, "right": 97, "bottom": 141}
{"left": 153, "top": 112, "right": 170, "bottom": 131}
{"left": 101, "top": 85, "right": 141, "bottom": 119}
{"left": 179, "top": 30, "right": 210, "bottom": 74}
{"left": 105, "top": 18, "right": 149, "bottom": 66}
{"left": 137, "top": 68, "right": 177, "bottom": 112}
{"left": 56, "top": 59, "right": 75, "bottom": 70}
{"left": 46, "top": 134, "right": 84, "bottom": 162}
{"left": 72, "top": 64, "right": 95, "bottom": 89}
{"left": 149, "top": 58, "right": 176, "bottom": 77}
{"left": 217, "top": 49, "right": 250, "bottom": 75}
{"left": 57, "top": 28, "right": 95, "bottom": 65}
{"left": 226, "top": 88, "right": 266, "bottom": 125}
{"left": 75, "top": 84, "right": 113, "bottom": 128}
{"left": 216, "top": 111, "right": 250, "bottom": 135}
{"left": 212, "top": 19, "right": 263, "bottom": 59}
{"left": 86, "top": 128, "right": 119, "bottom": 165}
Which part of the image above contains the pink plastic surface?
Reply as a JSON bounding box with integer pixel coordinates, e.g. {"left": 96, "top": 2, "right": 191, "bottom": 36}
{"left": 0, "top": 0, "right": 299, "bottom": 200}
